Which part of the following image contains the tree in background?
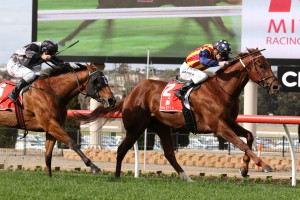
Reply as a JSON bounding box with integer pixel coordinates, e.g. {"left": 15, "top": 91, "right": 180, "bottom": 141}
{"left": 277, "top": 92, "right": 300, "bottom": 115}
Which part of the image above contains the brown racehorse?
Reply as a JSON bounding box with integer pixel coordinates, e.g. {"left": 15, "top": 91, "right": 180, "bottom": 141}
{"left": 0, "top": 63, "right": 116, "bottom": 176}
{"left": 74, "top": 48, "right": 280, "bottom": 181}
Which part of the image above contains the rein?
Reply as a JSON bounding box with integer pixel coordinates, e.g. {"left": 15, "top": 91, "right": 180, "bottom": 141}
{"left": 29, "top": 85, "right": 68, "bottom": 104}
{"left": 73, "top": 69, "right": 87, "bottom": 96}
{"left": 29, "top": 69, "right": 88, "bottom": 105}
{"left": 215, "top": 74, "right": 233, "bottom": 97}
{"left": 241, "top": 55, "right": 277, "bottom": 93}
{"left": 30, "top": 68, "right": 108, "bottom": 104}
{"left": 215, "top": 53, "right": 277, "bottom": 96}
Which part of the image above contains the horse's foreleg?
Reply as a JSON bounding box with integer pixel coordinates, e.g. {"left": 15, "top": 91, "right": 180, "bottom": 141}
{"left": 211, "top": 17, "right": 236, "bottom": 37}
{"left": 215, "top": 121, "right": 272, "bottom": 177}
{"left": 45, "top": 132, "right": 56, "bottom": 177}
{"left": 67, "top": 139, "right": 101, "bottom": 174}
{"left": 58, "top": 20, "right": 96, "bottom": 46}
{"left": 231, "top": 124, "right": 254, "bottom": 176}
{"left": 193, "top": 18, "right": 214, "bottom": 41}
{"left": 48, "top": 121, "right": 100, "bottom": 174}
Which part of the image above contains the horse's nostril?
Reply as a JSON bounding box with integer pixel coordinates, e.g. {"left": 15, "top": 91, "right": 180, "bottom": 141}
{"left": 272, "top": 85, "right": 281, "bottom": 91}
{"left": 108, "top": 98, "right": 116, "bottom": 106}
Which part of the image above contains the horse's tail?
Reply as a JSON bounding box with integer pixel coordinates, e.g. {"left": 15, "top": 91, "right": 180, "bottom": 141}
{"left": 73, "top": 98, "right": 124, "bottom": 123}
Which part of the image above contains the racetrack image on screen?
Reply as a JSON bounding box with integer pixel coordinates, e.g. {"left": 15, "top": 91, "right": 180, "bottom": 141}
{"left": 35, "top": 0, "right": 242, "bottom": 63}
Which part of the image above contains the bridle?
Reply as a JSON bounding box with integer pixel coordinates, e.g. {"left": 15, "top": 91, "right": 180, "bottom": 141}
{"left": 239, "top": 54, "right": 278, "bottom": 93}
{"left": 215, "top": 53, "right": 278, "bottom": 96}
{"left": 73, "top": 69, "right": 109, "bottom": 104}
{"left": 30, "top": 67, "right": 110, "bottom": 105}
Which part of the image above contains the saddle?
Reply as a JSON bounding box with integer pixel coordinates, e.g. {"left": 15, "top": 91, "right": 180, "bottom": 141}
{"left": 160, "top": 80, "right": 202, "bottom": 133}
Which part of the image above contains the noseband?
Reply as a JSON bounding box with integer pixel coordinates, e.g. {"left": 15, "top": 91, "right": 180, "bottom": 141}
{"left": 239, "top": 55, "right": 278, "bottom": 93}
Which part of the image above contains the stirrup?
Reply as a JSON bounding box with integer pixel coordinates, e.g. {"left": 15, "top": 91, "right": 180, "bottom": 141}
{"left": 8, "top": 93, "right": 18, "bottom": 102}
{"left": 174, "top": 89, "right": 184, "bottom": 99}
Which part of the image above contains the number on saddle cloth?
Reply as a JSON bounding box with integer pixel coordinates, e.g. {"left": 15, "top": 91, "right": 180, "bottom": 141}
{"left": 0, "top": 82, "right": 16, "bottom": 103}
{"left": 159, "top": 82, "right": 183, "bottom": 112}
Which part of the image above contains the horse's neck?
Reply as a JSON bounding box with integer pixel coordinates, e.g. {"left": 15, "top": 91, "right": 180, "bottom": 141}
{"left": 47, "top": 71, "right": 86, "bottom": 101}
{"left": 214, "top": 62, "right": 249, "bottom": 98}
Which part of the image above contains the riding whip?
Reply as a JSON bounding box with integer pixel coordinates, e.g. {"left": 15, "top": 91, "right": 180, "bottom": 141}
{"left": 55, "top": 40, "right": 79, "bottom": 56}
{"left": 229, "top": 48, "right": 266, "bottom": 65}
{"left": 44, "top": 40, "right": 80, "bottom": 69}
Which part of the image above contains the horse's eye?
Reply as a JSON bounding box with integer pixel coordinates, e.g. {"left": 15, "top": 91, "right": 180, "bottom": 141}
{"left": 259, "top": 65, "right": 264, "bottom": 69}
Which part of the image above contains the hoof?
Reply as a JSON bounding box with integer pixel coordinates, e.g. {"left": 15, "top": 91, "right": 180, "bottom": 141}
{"left": 239, "top": 168, "right": 248, "bottom": 177}
{"left": 179, "top": 172, "right": 194, "bottom": 182}
{"left": 263, "top": 166, "right": 273, "bottom": 173}
{"left": 91, "top": 167, "right": 101, "bottom": 174}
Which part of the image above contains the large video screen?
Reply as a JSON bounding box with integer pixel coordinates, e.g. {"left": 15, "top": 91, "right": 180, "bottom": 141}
{"left": 33, "top": 0, "right": 242, "bottom": 64}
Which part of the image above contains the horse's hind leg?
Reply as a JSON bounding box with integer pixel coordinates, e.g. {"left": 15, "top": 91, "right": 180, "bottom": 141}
{"left": 149, "top": 119, "right": 193, "bottom": 182}
{"left": 45, "top": 132, "right": 56, "bottom": 177}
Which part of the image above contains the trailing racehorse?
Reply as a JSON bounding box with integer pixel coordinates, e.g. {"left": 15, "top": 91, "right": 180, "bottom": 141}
{"left": 74, "top": 48, "right": 280, "bottom": 181}
{"left": 0, "top": 63, "right": 116, "bottom": 176}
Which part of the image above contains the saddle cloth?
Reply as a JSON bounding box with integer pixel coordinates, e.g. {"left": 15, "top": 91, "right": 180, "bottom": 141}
{"left": 0, "top": 81, "right": 22, "bottom": 110}
{"left": 159, "top": 81, "right": 183, "bottom": 112}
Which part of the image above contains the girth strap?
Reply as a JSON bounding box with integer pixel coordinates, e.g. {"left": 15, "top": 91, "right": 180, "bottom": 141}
{"left": 14, "top": 101, "right": 28, "bottom": 138}
{"left": 181, "top": 101, "right": 197, "bottom": 134}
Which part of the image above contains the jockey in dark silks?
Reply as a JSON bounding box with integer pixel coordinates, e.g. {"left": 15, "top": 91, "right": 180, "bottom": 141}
{"left": 6, "top": 39, "right": 75, "bottom": 102}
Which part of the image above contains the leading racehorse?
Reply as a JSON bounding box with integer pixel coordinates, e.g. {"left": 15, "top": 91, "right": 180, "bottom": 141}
{"left": 0, "top": 63, "right": 116, "bottom": 176}
{"left": 74, "top": 48, "right": 280, "bottom": 181}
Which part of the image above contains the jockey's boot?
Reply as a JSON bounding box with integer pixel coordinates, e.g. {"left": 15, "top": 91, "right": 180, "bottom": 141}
{"left": 174, "top": 80, "right": 195, "bottom": 99}
{"left": 8, "top": 79, "right": 28, "bottom": 102}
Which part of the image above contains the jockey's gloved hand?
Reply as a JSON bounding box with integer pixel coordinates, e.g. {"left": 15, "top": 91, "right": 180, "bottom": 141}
{"left": 219, "top": 61, "right": 229, "bottom": 67}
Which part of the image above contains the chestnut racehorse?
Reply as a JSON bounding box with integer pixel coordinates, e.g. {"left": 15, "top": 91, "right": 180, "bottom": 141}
{"left": 74, "top": 48, "right": 280, "bottom": 181}
{"left": 0, "top": 63, "right": 116, "bottom": 176}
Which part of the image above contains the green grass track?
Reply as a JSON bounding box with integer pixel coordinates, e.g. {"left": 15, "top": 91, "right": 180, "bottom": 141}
{"left": 0, "top": 170, "right": 299, "bottom": 200}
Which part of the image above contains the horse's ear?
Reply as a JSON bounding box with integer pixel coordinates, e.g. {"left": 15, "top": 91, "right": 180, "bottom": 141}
{"left": 246, "top": 47, "right": 250, "bottom": 52}
{"left": 90, "top": 63, "right": 105, "bottom": 71}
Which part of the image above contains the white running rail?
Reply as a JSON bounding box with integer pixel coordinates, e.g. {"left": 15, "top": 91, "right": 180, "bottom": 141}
{"left": 38, "top": 6, "right": 242, "bottom": 21}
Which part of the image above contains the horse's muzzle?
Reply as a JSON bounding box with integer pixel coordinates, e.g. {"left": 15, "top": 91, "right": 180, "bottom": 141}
{"left": 108, "top": 98, "right": 116, "bottom": 108}
{"left": 269, "top": 84, "right": 281, "bottom": 95}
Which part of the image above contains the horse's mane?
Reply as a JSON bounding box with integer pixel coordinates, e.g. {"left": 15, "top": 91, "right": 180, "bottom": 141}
{"left": 38, "top": 63, "right": 88, "bottom": 80}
